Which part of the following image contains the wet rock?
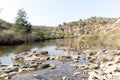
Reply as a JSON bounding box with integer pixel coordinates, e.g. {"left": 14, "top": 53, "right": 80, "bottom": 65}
{"left": 88, "top": 71, "right": 100, "bottom": 80}
{"left": 4, "top": 76, "right": 11, "bottom": 80}
{"left": 50, "top": 64, "right": 56, "bottom": 69}
{"left": 113, "top": 50, "right": 120, "bottom": 55}
{"left": 92, "top": 76, "right": 99, "bottom": 80}
{"left": 62, "top": 76, "right": 69, "bottom": 80}
{"left": 33, "top": 74, "right": 39, "bottom": 78}
{"left": 88, "top": 63, "right": 99, "bottom": 70}
{"left": 84, "top": 49, "right": 97, "bottom": 56}
{"left": 9, "top": 71, "right": 18, "bottom": 75}
{"left": 106, "top": 73, "right": 113, "bottom": 78}
{"left": 50, "top": 57, "right": 55, "bottom": 60}
{"left": 56, "top": 47, "right": 73, "bottom": 50}
{"left": 86, "top": 56, "right": 91, "bottom": 60}
{"left": 114, "top": 56, "right": 120, "bottom": 64}
{"left": 0, "top": 64, "right": 8, "bottom": 67}
{"left": 4, "top": 67, "right": 18, "bottom": 73}
{"left": 12, "top": 50, "right": 49, "bottom": 61}
{"left": 40, "top": 56, "right": 49, "bottom": 61}
{"left": 73, "top": 72, "right": 80, "bottom": 77}
{"left": 70, "top": 63, "right": 78, "bottom": 68}
{"left": 39, "top": 64, "right": 50, "bottom": 69}
{"left": 114, "top": 67, "right": 120, "bottom": 72}
{"left": 49, "top": 54, "right": 56, "bottom": 60}
{"left": 59, "top": 55, "right": 72, "bottom": 61}
{"left": 78, "top": 64, "right": 88, "bottom": 70}
{"left": 46, "top": 56, "right": 50, "bottom": 60}
{"left": 72, "top": 55, "right": 80, "bottom": 60}
{"left": 73, "top": 59, "right": 79, "bottom": 62}
{"left": 0, "top": 73, "right": 9, "bottom": 78}
{"left": 12, "top": 56, "right": 24, "bottom": 60}
{"left": 100, "top": 54, "right": 114, "bottom": 63}
{"left": 25, "top": 56, "right": 40, "bottom": 61}
{"left": 39, "top": 50, "right": 48, "bottom": 55}
{"left": 29, "top": 63, "right": 39, "bottom": 68}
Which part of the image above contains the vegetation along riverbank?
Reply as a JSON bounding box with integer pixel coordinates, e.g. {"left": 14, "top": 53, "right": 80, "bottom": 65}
{"left": 1, "top": 9, "right": 120, "bottom": 47}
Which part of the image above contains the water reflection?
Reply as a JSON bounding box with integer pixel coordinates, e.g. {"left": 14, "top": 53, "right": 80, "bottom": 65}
{"left": 0, "top": 38, "right": 102, "bottom": 64}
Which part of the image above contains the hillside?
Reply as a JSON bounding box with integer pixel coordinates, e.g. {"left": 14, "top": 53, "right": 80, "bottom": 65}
{"left": 0, "top": 17, "right": 118, "bottom": 37}
{"left": 0, "top": 19, "right": 55, "bottom": 30}
{"left": 0, "top": 19, "right": 12, "bottom": 30}
{"left": 52, "top": 17, "right": 117, "bottom": 37}
{"left": 0, "top": 20, "right": 56, "bottom": 45}
{"left": 0, "top": 17, "right": 120, "bottom": 45}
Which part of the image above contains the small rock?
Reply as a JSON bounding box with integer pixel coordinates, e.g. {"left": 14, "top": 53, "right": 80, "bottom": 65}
{"left": 73, "top": 59, "right": 79, "bottom": 62}
{"left": 114, "top": 67, "right": 120, "bottom": 72}
{"left": 33, "top": 74, "right": 39, "bottom": 78}
{"left": 72, "top": 55, "right": 80, "bottom": 60}
{"left": 70, "top": 64, "right": 78, "bottom": 67}
{"left": 0, "top": 64, "right": 8, "bottom": 67}
{"left": 39, "top": 50, "right": 48, "bottom": 55}
{"left": 106, "top": 73, "right": 112, "bottom": 78}
{"left": 62, "top": 76, "right": 69, "bottom": 80}
{"left": 4, "top": 76, "right": 11, "bottom": 80}
{"left": 0, "top": 73, "right": 9, "bottom": 78}
{"left": 92, "top": 76, "right": 99, "bottom": 80}
{"left": 60, "top": 56, "right": 71, "bottom": 60}
{"left": 39, "top": 64, "right": 50, "bottom": 69}
{"left": 78, "top": 64, "right": 87, "bottom": 70}
{"left": 73, "top": 72, "right": 80, "bottom": 77}
{"left": 84, "top": 50, "right": 97, "bottom": 56}
{"left": 50, "top": 64, "right": 56, "bottom": 69}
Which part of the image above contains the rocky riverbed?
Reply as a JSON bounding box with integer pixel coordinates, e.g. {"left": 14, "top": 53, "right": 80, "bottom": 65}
{"left": 1, "top": 47, "right": 120, "bottom": 80}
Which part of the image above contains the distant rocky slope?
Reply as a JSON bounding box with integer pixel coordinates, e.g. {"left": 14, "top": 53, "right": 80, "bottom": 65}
{"left": 0, "top": 17, "right": 118, "bottom": 37}
{"left": 0, "top": 17, "right": 119, "bottom": 45}
{"left": 52, "top": 17, "right": 117, "bottom": 37}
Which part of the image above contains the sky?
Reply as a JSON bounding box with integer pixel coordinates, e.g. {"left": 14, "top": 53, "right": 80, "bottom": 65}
{"left": 0, "top": 0, "right": 120, "bottom": 26}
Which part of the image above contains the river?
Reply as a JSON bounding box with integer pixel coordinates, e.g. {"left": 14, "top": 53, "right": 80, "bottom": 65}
{"left": 0, "top": 38, "right": 102, "bottom": 80}
{"left": 0, "top": 38, "right": 90, "bottom": 64}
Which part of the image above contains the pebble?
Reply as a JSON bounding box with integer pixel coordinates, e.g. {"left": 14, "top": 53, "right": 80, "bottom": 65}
{"left": 62, "top": 76, "right": 69, "bottom": 80}
{"left": 33, "top": 74, "right": 39, "bottom": 78}
{"left": 73, "top": 72, "right": 80, "bottom": 77}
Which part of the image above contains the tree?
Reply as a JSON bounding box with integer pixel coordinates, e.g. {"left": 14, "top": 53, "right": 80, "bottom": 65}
{"left": 58, "top": 24, "right": 62, "bottom": 27}
{"left": 63, "top": 22, "right": 67, "bottom": 26}
{"left": 14, "top": 9, "right": 32, "bottom": 33}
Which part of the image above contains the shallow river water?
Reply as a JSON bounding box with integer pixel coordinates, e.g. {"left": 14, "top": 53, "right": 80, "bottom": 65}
{"left": 0, "top": 38, "right": 90, "bottom": 64}
{"left": 0, "top": 38, "right": 99, "bottom": 80}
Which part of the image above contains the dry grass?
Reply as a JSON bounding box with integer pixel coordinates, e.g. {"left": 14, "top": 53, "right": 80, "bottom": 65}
{"left": 80, "top": 31, "right": 120, "bottom": 49}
